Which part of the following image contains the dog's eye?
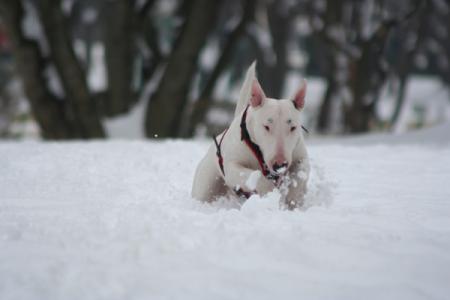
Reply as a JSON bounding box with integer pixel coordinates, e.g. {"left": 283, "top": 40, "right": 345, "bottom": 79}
{"left": 264, "top": 125, "right": 270, "bottom": 132}
{"left": 290, "top": 126, "right": 297, "bottom": 132}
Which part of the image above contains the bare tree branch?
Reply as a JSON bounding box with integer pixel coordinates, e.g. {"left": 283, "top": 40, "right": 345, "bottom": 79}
{"left": 36, "top": 0, "right": 105, "bottom": 138}
{"left": 0, "top": 0, "right": 76, "bottom": 139}
{"left": 144, "top": 0, "right": 222, "bottom": 138}
{"left": 186, "top": 0, "right": 255, "bottom": 137}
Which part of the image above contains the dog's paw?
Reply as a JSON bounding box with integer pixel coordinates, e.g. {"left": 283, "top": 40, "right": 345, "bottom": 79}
{"left": 284, "top": 196, "right": 305, "bottom": 210}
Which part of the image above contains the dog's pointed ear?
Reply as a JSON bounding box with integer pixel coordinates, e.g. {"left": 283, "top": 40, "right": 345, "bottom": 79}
{"left": 250, "top": 79, "right": 266, "bottom": 107}
{"left": 293, "top": 79, "right": 307, "bottom": 110}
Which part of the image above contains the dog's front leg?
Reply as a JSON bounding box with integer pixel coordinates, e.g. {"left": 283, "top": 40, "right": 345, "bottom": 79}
{"left": 224, "top": 162, "right": 276, "bottom": 196}
{"left": 284, "top": 158, "right": 310, "bottom": 210}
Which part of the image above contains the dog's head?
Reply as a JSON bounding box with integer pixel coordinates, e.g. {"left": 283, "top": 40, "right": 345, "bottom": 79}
{"left": 246, "top": 78, "right": 307, "bottom": 175}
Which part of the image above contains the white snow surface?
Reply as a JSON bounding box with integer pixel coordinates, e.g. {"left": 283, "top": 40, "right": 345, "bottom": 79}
{"left": 245, "top": 170, "right": 261, "bottom": 191}
{"left": 1, "top": 129, "right": 450, "bottom": 299}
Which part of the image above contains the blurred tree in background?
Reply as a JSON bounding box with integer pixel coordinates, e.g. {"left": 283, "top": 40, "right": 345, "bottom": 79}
{"left": 0, "top": 0, "right": 448, "bottom": 139}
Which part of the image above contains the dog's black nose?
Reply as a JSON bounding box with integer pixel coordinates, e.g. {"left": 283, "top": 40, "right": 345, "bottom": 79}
{"left": 272, "top": 162, "right": 288, "bottom": 173}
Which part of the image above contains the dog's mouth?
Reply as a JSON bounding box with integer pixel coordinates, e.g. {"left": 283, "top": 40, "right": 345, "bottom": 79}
{"left": 274, "top": 166, "right": 288, "bottom": 174}
{"left": 271, "top": 163, "right": 289, "bottom": 175}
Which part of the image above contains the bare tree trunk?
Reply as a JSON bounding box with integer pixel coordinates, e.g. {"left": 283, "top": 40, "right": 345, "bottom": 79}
{"left": 317, "top": 75, "right": 337, "bottom": 133}
{"left": 136, "top": 0, "right": 162, "bottom": 86}
{"left": 102, "top": 0, "right": 135, "bottom": 116}
{"left": 263, "top": 1, "right": 290, "bottom": 98}
{"left": 345, "top": 2, "right": 424, "bottom": 133}
{"left": 185, "top": 0, "right": 255, "bottom": 137}
{"left": 314, "top": 0, "right": 345, "bottom": 133}
{"left": 391, "top": 2, "right": 430, "bottom": 127}
{"left": 37, "top": 0, "right": 105, "bottom": 138}
{"left": 345, "top": 20, "right": 395, "bottom": 133}
{"left": 144, "top": 0, "right": 221, "bottom": 138}
{"left": 248, "top": 1, "right": 290, "bottom": 99}
{"left": 0, "top": 1, "right": 75, "bottom": 139}
{"left": 346, "top": 52, "right": 377, "bottom": 133}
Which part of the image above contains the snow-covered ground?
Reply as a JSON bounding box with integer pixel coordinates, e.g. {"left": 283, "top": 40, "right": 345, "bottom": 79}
{"left": 1, "top": 124, "right": 450, "bottom": 300}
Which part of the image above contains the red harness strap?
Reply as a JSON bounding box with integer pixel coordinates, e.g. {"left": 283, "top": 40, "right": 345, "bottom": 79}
{"left": 214, "top": 128, "right": 253, "bottom": 199}
{"left": 213, "top": 128, "right": 228, "bottom": 176}
{"left": 240, "top": 106, "right": 279, "bottom": 182}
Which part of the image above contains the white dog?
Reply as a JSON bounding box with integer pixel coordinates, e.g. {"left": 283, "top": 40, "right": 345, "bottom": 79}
{"left": 192, "top": 62, "right": 310, "bottom": 209}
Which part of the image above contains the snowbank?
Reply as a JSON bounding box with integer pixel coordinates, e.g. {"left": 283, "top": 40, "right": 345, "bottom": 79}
{"left": 1, "top": 135, "right": 450, "bottom": 299}
{"left": 311, "top": 121, "right": 450, "bottom": 146}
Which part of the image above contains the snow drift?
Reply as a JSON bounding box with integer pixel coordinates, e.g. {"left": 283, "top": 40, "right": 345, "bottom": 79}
{"left": 1, "top": 127, "right": 450, "bottom": 300}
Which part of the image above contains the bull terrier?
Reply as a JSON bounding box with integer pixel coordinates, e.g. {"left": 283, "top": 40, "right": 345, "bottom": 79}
{"left": 192, "top": 62, "right": 310, "bottom": 209}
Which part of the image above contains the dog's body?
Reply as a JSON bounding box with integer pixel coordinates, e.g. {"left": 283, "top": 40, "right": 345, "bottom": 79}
{"left": 192, "top": 62, "right": 310, "bottom": 209}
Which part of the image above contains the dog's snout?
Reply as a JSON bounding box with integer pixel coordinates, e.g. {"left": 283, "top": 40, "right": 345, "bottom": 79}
{"left": 272, "top": 162, "right": 288, "bottom": 174}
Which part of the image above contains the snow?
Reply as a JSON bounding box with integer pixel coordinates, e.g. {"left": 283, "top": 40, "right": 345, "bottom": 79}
{"left": 88, "top": 43, "right": 107, "bottom": 92}
{"left": 44, "top": 65, "right": 65, "bottom": 98}
{"left": 245, "top": 170, "right": 261, "bottom": 190}
{"left": 241, "top": 191, "right": 281, "bottom": 213}
{"left": 22, "top": 1, "right": 49, "bottom": 55}
{"left": 1, "top": 127, "right": 450, "bottom": 299}
{"left": 199, "top": 39, "right": 219, "bottom": 71}
{"left": 81, "top": 8, "right": 98, "bottom": 24}
{"left": 104, "top": 65, "right": 165, "bottom": 140}
{"left": 103, "top": 99, "right": 146, "bottom": 139}
{"left": 311, "top": 121, "right": 450, "bottom": 146}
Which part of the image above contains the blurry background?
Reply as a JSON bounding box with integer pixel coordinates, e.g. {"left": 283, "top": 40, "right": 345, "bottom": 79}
{"left": 0, "top": 0, "right": 448, "bottom": 140}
